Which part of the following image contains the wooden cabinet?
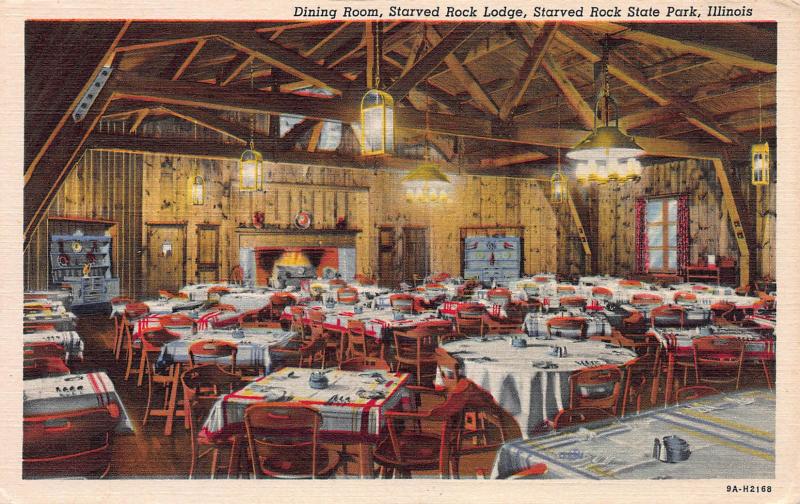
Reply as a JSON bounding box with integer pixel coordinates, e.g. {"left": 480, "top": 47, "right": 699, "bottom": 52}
{"left": 49, "top": 232, "right": 119, "bottom": 306}
{"left": 463, "top": 236, "right": 521, "bottom": 285}
{"left": 685, "top": 257, "right": 737, "bottom": 286}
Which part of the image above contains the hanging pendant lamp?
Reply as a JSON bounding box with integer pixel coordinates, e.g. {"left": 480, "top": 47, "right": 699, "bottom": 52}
{"left": 751, "top": 76, "right": 770, "bottom": 186}
{"left": 403, "top": 97, "right": 450, "bottom": 203}
{"left": 551, "top": 96, "right": 568, "bottom": 204}
{"left": 240, "top": 60, "right": 263, "bottom": 191}
{"left": 361, "top": 22, "right": 394, "bottom": 156}
{"left": 568, "top": 36, "right": 645, "bottom": 183}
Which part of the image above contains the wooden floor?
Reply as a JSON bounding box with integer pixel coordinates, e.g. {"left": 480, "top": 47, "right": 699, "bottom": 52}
{"left": 70, "top": 313, "right": 772, "bottom": 479}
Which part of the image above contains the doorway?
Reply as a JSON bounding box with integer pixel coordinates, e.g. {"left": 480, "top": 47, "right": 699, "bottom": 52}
{"left": 144, "top": 223, "right": 187, "bottom": 296}
{"left": 195, "top": 224, "right": 220, "bottom": 283}
{"left": 402, "top": 227, "right": 429, "bottom": 286}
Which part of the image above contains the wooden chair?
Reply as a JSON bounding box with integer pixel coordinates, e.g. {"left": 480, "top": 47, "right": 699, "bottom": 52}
{"left": 435, "top": 348, "right": 461, "bottom": 392}
{"left": 336, "top": 287, "right": 359, "bottom": 305}
{"left": 560, "top": 295, "right": 587, "bottom": 309}
{"left": 552, "top": 407, "right": 618, "bottom": 431}
{"left": 673, "top": 291, "right": 697, "bottom": 305}
{"left": 650, "top": 304, "right": 687, "bottom": 328}
{"left": 159, "top": 313, "right": 195, "bottom": 330}
{"left": 269, "top": 292, "right": 297, "bottom": 322}
{"left": 238, "top": 307, "right": 274, "bottom": 328}
{"left": 710, "top": 301, "right": 737, "bottom": 323}
{"left": 481, "top": 301, "right": 528, "bottom": 337}
{"left": 621, "top": 310, "right": 649, "bottom": 334}
{"left": 290, "top": 306, "right": 309, "bottom": 341}
{"left": 308, "top": 309, "right": 343, "bottom": 366}
{"left": 591, "top": 286, "right": 614, "bottom": 302}
{"left": 188, "top": 340, "right": 238, "bottom": 373}
{"left": 244, "top": 404, "right": 340, "bottom": 479}
{"left": 122, "top": 302, "right": 151, "bottom": 382}
{"left": 568, "top": 365, "right": 624, "bottom": 415}
{"left": 692, "top": 336, "right": 745, "bottom": 390}
{"left": 110, "top": 296, "right": 135, "bottom": 360}
{"left": 613, "top": 330, "right": 659, "bottom": 356}
{"left": 339, "top": 356, "right": 392, "bottom": 372}
{"left": 393, "top": 325, "right": 440, "bottom": 387}
{"left": 23, "top": 357, "right": 70, "bottom": 380}
{"left": 139, "top": 327, "right": 182, "bottom": 425}
{"left": 373, "top": 379, "right": 521, "bottom": 479}
{"left": 454, "top": 303, "right": 486, "bottom": 338}
{"left": 23, "top": 404, "right": 120, "bottom": 479}
{"left": 389, "top": 293, "right": 415, "bottom": 313}
{"left": 620, "top": 354, "right": 657, "bottom": 416}
{"left": 181, "top": 364, "right": 244, "bottom": 478}
{"left": 547, "top": 317, "right": 587, "bottom": 340}
{"left": 345, "top": 319, "right": 382, "bottom": 360}
{"left": 229, "top": 265, "right": 244, "bottom": 285}
{"left": 674, "top": 385, "right": 721, "bottom": 403}
{"left": 487, "top": 288, "right": 512, "bottom": 307}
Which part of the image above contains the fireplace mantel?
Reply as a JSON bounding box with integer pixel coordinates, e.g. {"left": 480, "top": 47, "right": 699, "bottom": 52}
{"left": 236, "top": 228, "right": 361, "bottom": 250}
{"left": 235, "top": 228, "right": 362, "bottom": 235}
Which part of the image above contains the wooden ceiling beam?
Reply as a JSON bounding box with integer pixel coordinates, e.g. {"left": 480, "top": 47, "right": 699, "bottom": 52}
{"left": 302, "top": 22, "right": 352, "bottom": 58}
{"left": 389, "top": 23, "right": 487, "bottom": 102}
{"left": 159, "top": 105, "right": 250, "bottom": 144}
{"left": 499, "top": 23, "right": 559, "bottom": 121}
{"left": 554, "top": 25, "right": 746, "bottom": 145}
{"left": 172, "top": 39, "right": 207, "bottom": 80}
{"left": 426, "top": 25, "right": 499, "bottom": 117}
{"left": 220, "top": 54, "right": 255, "bottom": 87}
{"left": 479, "top": 151, "right": 549, "bottom": 168}
{"left": 542, "top": 54, "right": 594, "bottom": 129}
{"left": 584, "top": 22, "right": 776, "bottom": 73}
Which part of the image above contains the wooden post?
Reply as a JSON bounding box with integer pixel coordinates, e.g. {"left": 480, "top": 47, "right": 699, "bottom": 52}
{"left": 711, "top": 158, "right": 750, "bottom": 287}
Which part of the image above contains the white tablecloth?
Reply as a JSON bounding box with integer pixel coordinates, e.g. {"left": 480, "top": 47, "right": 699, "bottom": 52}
{"left": 218, "top": 291, "right": 281, "bottom": 312}
{"left": 441, "top": 336, "right": 635, "bottom": 436}
{"left": 23, "top": 372, "right": 134, "bottom": 434}
{"left": 179, "top": 283, "right": 249, "bottom": 301}
{"left": 522, "top": 312, "right": 612, "bottom": 338}
{"left": 24, "top": 330, "right": 84, "bottom": 361}
{"left": 155, "top": 328, "right": 296, "bottom": 374}
{"left": 492, "top": 389, "right": 774, "bottom": 479}
{"left": 201, "top": 367, "right": 409, "bottom": 441}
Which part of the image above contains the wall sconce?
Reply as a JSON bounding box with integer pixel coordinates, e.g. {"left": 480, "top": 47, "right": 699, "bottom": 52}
{"left": 191, "top": 175, "right": 205, "bottom": 205}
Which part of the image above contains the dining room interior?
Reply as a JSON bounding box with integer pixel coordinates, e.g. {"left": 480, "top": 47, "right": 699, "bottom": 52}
{"left": 22, "top": 19, "right": 777, "bottom": 480}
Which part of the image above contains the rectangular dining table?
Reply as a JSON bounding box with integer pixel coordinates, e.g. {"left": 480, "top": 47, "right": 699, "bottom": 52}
{"left": 24, "top": 329, "right": 85, "bottom": 362}
{"left": 491, "top": 389, "right": 774, "bottom": 479}
{"left": 201, "top": 366, "right": 410, "bottom": 477}
{"left": 24, "top": 372, "right": 135, "bottom": 434}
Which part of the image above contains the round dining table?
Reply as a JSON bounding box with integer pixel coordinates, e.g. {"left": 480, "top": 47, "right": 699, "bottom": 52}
{"left": 440, "top": 335, "right": 636, "bottom": 437}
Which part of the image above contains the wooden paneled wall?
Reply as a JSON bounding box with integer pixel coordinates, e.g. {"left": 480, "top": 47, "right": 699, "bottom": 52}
{"left": 23, "top": 150, "right": 144, "bottom": 296}
{"left": 590, "top": 158, "right": 776, "bottom": 280}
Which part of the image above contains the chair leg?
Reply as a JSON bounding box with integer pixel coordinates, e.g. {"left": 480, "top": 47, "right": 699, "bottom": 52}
{"left": 143, "top": 366, "right": 153, "bottom": 426}
{"left": 137, "top": 347, "right": 148, "bottom": 387}
{"left": 762, "top": 360, "right": 773, "bottom": 390}
{"left": 124, "top": 326, "right": 135, "bottom": 381}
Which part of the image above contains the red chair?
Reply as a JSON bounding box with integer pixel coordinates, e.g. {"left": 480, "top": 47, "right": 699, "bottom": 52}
{"left": 188, "top": 340, "right": 238, "bottom": 373}
{"left": 674, "top": 385, "right": 721, "bottom": 403}
{"left": 110, "top": 296, "right": 135, "bottom": 360}
{"left": 711, "top": 301, "right": 737, "bottom": 323}
{"left": 23, "top": 342, "right": 66, "bottom": 360}
{"left": 289, "top": 306, "right": 310, "bottom": 341}
{"left": 354, "top": 274, "right": 376, "bottom": 285}
{"left": 619, "top": 279, "right": 643, "bottom": 288}
{"left": 621, "top": 310, "right": 649, "bottom": 334}
{"left": 455, "top": 303, "right": 486, "bottom": 337}
{"left": 23, "top": 357, "right": 70, "bottom": 380}
{"left": 23, "top": 404, "right": 120, "bottom": 478}
{"left": 591, "top": 286, "right": 614, "bottom": 301}
{"left": 546, "top": 317, "right": 587, "bottom": 340}
{"left": 487, "top": 288, "right": 512, "bottom": 307}
{"left": 122, "top": 302, "right": 151, "bottom": 382}
{"left": 559, "top": 295, "right": 587, "bottom": 309}
{"left": 481, "top": 302, "right": 528, "bottom": 336}
{"left": 139, "top": 327, "right": 182, "bottom": 425}
{"left": 692, "top": 336, "right": 745, "bottom": 390}
{"left": 556, "top": 285, "right": 576, "bottom": 294}
{"left": 181, "top": 364, "right": 244, "bottom": 478}
{"left": 269, "top": 292, "right": 297, "bottom": 322}
{"left": 159, "top": 313, "right": 195, "bottom": 330}
{"left": 345, "top": 319, "right": 381, "bottom": 360}
{"left": 390, "top": 293, "right": 416, "bottom": 313}
{"left": 568, "top": 365, "right": 624, "bottom": 414}
{"left": 650, "top": 304, "right": 686, "bottom": 328}
{"left": 620, "top": 354, "right": 657, "bottom": 416}
{"left": 336, "top": 287, "right": 359, "bottom": 305}
{"left": 244, "top": 404, "right": 340, "bottom": 479}
{"left": 673, "top": 291, "right": 697, "bottom": 305}
{"left": 552, "top": 407, "right": 617, "bottom": 431}
{"left": 631, "top": 293, "right": 663, "bottom": 306}
{"left": 431, "top": 272, "right": 451, "bottom": 283}
{"left": 373, "top": 379, "right": 521, "bottom": 479}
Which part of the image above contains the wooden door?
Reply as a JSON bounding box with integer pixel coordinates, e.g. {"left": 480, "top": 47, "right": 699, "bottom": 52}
{"left": 195, "top": 224, "right": 220, "bottom": 283}
{"left": 377, "top": 227, "right": 396, "bottom": 288}
{"left": 144, "top": 223, "right": 187, "bottom": 296}
{"left": 402, "top": 227, "right": 429, "bottom": 285}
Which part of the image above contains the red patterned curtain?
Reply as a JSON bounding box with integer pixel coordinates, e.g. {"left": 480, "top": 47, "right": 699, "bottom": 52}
{"left": 634, "top": 197, "right": 648, "bottom": 273}
{"left": 677, "top": 194, "right": 690, "bottom": 275}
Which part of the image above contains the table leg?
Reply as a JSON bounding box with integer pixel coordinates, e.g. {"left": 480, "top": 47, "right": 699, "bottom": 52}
{"left": 358, "top": 443, "right": 374, "bottom": 479}
{"left": 164, "top": 363, "right": 181, "bottom": 436}
{"left": 664, "top": 352, "right": 675, "bottom": 406}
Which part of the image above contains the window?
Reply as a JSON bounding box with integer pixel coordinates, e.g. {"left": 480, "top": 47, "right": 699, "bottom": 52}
{"left": 646, "top": 198, "right": 678, "bottom": 272}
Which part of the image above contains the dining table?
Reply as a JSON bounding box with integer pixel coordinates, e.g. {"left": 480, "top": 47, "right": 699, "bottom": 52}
{"left": 23, "top": 372, "right": 135, "bottom": 434}
{"left": 24, "top": 329, "right": 85, "bottom": 362}
{"left": 521, "top": 311, "right": 613, "bottom": 339}
{"left": 491, "top": 389, "right": 775, "bottom": 479}
{"left": 178, "top": 282, "right": 250, "bottom": 301}
{"left": 201, "top": 366, "right": 410, "bottom": 477}
{"left": 23, "top": 303, "right": 77, "bottom": 331}
{"left": 439, "top": 335, "right": 636, "bottom": 436}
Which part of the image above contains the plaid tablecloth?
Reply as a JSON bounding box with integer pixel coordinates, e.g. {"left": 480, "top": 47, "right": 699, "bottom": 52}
{"left": 23, "top": 372, "right": 134, "bottom": 434}
{"left": 25, "top": 290, "right": 73, "bottom": 309}
{"left": 201, "top": 367, "right": 409, "bottom": 442}
{"left": 492, "top": 389, "right": 775, "bottom": 479}
{"left": 285, "top": 305, "right": 449, "bottom": 340}
{"left": 109, "top": 298, "right": 205, "bottom": 318}
{"left": 23, "top": 309, "right": 77, "bottom": 331}
{"left": 24, "top": 330, "right": 85, "bottom": 362}
{"left": 649, "top": 326, "right": 774, "bottom": 360}
{"left": 155, "top": 328, "right": 296, "bottom": 374}
{"left": 522, "top": 312, "right": 612, "bottom": 338}
{"left": 179, "top": 283, "right": 249, "bottom": 301}
{"left": 441, "top": 336, "right": 635, "bottom": 436}
{"left": 218, "top": 291, "right": 283, "bottom": 312}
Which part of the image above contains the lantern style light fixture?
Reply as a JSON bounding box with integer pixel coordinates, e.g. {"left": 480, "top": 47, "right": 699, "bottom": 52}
{"left": 361, "top": 22, "right": 394, "bottom": 156}
{"left": 403, "top": 98, "right": 450, "bottom": 203}
{"left": 240, "top": 60, "right": 264, "bottom": 191}
{"left": 191, "top": 174, "right": 205, "bottom": 205}
{"left": 751, "top": 78, "right": 770, "bottom": 186}
{"left": 568, "top": 36, "right": 645, "bottom": 183}
{"left": 551, "top": 97, "right": 568, "bottom": 204}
